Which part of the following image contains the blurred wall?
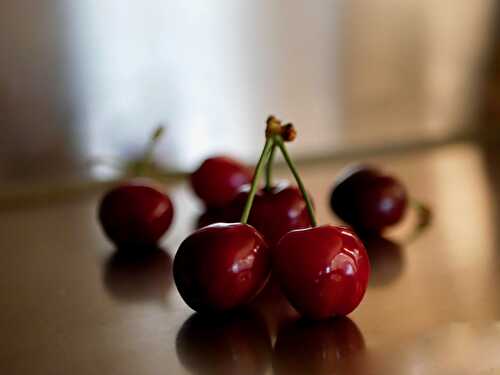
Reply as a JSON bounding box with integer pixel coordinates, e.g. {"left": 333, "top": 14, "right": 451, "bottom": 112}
{"left": 0, "top": 0, "right": 495, "bottom": 184}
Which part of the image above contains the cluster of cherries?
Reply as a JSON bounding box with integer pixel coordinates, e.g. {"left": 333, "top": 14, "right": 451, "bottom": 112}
{"left": 98, "top": 116, "right": 427, "bottom": 320}
{"left": 177, "top": 116, "right": 371, "bottom": 320}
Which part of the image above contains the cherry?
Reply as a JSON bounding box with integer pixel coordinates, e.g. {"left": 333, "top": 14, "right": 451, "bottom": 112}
{"left": 272, "top": 225, "right": 370, "bottom": 319}
{"left": 330, "top": 165, "right": 408, "bottom": 234}
{"left": 98, "top": 179, "right": 174, "bottom": 248}
{"left": 176, "top": 312, "right": 272, "bottom": 375}
{"left": 173, "top": 223, "right": 271, "bottom": 313}
{"left": 273, "top": 317, "right": 365, "bottom": 375}
{"left": 190, "top": 156, "right": 253, "bottom": 208}
{"left": 226, "top": 181, "right": 312, "bottom": 245}
{"left": 175, "top": 129, "right": 277, "bottom": 314}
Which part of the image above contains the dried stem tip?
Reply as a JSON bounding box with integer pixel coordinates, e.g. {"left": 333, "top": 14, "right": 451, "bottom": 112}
{"left": 265, "top": 115, "right": 297, "bottom": 142}
{"left": 281, "top": 123, "right": 297, "bottom": 142}
{"left": 266, "top": 115, "right": 282, "bottom": 138}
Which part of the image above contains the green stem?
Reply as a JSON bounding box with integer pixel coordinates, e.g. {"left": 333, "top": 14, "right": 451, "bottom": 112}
{"left": 137, "top": 126, "right": 165, "bottom": 176}
{"left": 265, "top": 143, "right": 276, "bottom": 191}
{"left": 240, "top": 137, "right": 275, "bottom": 224}
{"left": 404, "top": 199, "right": 432, "bottom": 244}
{"left": 275, "top": 135, "right": 317, "bottom": 227}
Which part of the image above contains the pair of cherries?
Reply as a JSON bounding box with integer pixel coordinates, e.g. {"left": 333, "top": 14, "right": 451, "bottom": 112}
{"left": 174, "top": 117, "right": 371, "bottom": 319}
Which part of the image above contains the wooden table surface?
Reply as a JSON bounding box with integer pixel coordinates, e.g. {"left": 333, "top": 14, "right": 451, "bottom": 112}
{"left": 2, "top": 139, "right": 500, "bottom": 375}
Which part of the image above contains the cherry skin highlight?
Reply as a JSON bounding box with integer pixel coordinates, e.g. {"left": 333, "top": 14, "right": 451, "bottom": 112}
{"left": 173, "top": 223, "right": 271, "bottom": 313}
{"left": 190, "top": 156, "right": 253, "bottom": 208}
{"left": 272, "top": 225, "right": 370, "bottom": 319}
{"left": 227, "top": 181, "right": 312, "bottom": 245}
{"left": 330, "top": 165, "right": 408, "bottom": 234}
{"left": 98, "top": 179, "right": 174, "bottom": 248}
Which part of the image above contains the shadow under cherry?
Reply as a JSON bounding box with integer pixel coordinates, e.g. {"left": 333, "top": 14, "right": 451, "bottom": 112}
{"left": 102, "top": 246, "right": 173, "bottom": 304}
{"left": 176, "top": 310, "right": 273, "bottom": 375}
{"left": 273, "top": 316, "right": 366, "bottom": 375}
{"left": 361, "top": 234, "right": 405, "bottom": 287}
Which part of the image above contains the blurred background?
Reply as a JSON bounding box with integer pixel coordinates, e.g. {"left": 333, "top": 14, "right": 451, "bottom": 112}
{"left": 1, "top": 0, "right": 499, "bottom": 187}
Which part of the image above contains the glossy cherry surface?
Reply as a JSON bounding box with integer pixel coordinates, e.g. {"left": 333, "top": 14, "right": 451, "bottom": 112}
{"left": 273, "top": 225, "right": 370, "bottom": 319}
{"left": 330, "top": 165, "right": 408, "bottom": 233}
{"left": 273, "top": 317, "right": 365, "bottom": 375}
{"left": 98, "top": 179, "right": 174, "bottom": 248}
{"left": 190, "top": 156, "right": 253, "bottom": 208}
{"left": 173, "top": 223, "right": 271, "bottom": 313}
{"left": 176, "top": 312, "right": 272, "bottom": 375}
{"left": 227, "top": 182, "right": 312, "bottom": 245}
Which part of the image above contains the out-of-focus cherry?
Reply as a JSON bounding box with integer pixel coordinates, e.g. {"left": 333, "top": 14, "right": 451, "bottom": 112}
{"left": 330, "top": 165, "right": 408, "bottom": 234}
{"left": 98, "top": 179, "right": 174, "bottom": 248}
{"left": 190, "top": 156, "right": 253, "bottom": 208}
{"left": 226, "top": 181, "right": 312, "bottom": 245}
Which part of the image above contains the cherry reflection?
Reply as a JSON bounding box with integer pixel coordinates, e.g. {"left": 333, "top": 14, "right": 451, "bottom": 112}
{"left": 361, "top": 234, "right": 405, "bottom": 287}
{"left": 176, "top": 311, "right": 272, "bottom": 375}
{"left": 103, "top": 246, "right": 172, "bottom": 303}
{"left": 273, "top": 316, "right": 366, "bottom": 375}
{"left": 249, "top": 275, "right": 300, "bottom": 340}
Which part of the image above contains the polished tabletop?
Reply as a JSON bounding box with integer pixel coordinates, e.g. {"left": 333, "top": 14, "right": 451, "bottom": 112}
{"left": 2, "top": 139, "right": 500, "bottom": 374}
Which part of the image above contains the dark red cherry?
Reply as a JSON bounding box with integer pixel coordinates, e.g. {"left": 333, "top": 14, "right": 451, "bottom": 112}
{"left": 173, "top": 223, "right": 271, "bottom": 313}
{"left": 273, "top": 317, "right": 366, "bottom": 375}
{"left": 330, "top": 165, "right": 408, "bottom": 233}
{"left": 227, "top": 182, "right": 312, "bottom": 245}
{"left": 272, "top": 225, "right": 370, "bottom": 319}
{"left": 98, "top": 179, "right": 174, "bottom": 248}
{"left": 190, "top": 156, "right": 253, "bottom": 208}
{"left": 176, "top": 312, "right": 272, "bottom": 375}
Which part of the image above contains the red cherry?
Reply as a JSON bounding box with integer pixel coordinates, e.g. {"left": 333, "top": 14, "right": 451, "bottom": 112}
{"left": 273, "top": 317, "right": 365, "bottom": 375}
{"left": 190, "top": 156, "right": 253, "bottom": 208}
{"left": 227, "top": 182, "right": 312, "bottom": 245}
{"left": 173, "top": 223, "right": 271, "bottom": 313}
{"left": 176, "top": 312, "right": 272, "bottom": 375}
{"left": 330, "top": 165, "right": 408, "bottom": 234}
{"left": 98, "top": 179, "right": 174, "bottom": 248}
{"left": 272, "top": 225, "right": 370, "bottom": 319}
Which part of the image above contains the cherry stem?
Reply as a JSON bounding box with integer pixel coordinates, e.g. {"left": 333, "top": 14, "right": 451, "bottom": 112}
{"left": 240, "top": 137, "right": 275, "bottom": 224}
{"left": 265, "top": 143, "right": 277, "bottom": 191}
{"left": 401, "top": 199, "right": 432, "bottom": 244}
{"left": 413, "top": 200, "right": 432, "bottom": 226}
{"left": 274, "top": 135, "right": 317, "bottom": 227}
{"left": 137, "top": 125, "right": 165, "bottom": 176}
